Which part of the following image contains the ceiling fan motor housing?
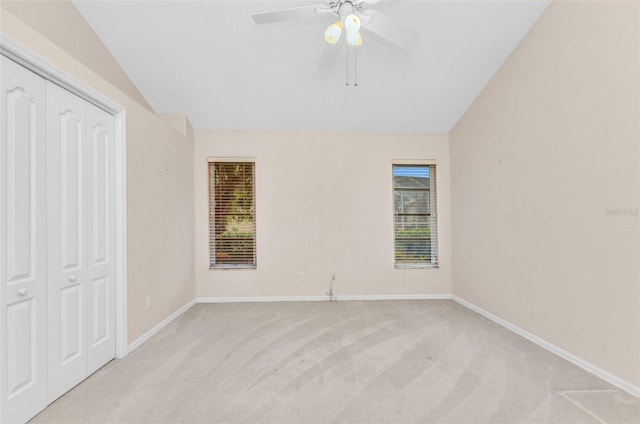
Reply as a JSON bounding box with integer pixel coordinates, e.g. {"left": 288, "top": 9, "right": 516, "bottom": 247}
{"left": 328, "top": 0, "right": 365, "bottom": 18}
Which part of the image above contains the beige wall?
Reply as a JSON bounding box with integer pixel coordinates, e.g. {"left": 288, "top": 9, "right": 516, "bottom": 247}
{"left": 1, "top": 0, "right": 152, "bottom": 110}
{"left": 126, "top": 109, "right": 195, "bottom": 341}
{"left": 450, "top": 0, "right": 639, "bottom": 387}
{"left": 195, "top": 130, "right": 451, "bottom": 298}
{"left": 1, "top": 6, "right": 196, "bottom": 343}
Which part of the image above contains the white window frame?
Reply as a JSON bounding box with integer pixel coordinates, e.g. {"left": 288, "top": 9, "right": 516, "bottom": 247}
{"left": 207, "top": 157, "right": 257, "bottom": 270}
{"left": 392, "top": 159, "right": 439, "bottom": 269}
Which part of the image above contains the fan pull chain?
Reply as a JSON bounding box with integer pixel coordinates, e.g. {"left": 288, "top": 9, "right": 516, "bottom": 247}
{"left": 354, "top": 46, "right": 358, "bottom": 87}
{"left": 345, "top": 48, "right": 359, "bottom": 87}
{"left": 345, "top": 47, "right": 349, "bottom": 86}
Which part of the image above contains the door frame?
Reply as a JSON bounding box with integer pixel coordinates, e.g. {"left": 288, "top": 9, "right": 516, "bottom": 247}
{"left": 0, "top": 34, "right": 129, "bottom": 359}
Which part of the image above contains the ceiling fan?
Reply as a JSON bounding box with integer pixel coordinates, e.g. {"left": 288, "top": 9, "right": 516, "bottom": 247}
{"left": 251, "top": 0, "right": 422, "bottom": 52}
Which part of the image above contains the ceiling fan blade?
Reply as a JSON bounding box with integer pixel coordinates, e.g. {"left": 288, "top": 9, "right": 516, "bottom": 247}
{"left": 360, "top": 9, "right": 421, "bottom": 52}
{"left": 251, "top": 5, "right": 332, "bottom": 25}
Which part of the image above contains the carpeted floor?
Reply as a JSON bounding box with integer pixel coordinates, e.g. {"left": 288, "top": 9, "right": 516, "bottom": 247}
{"left": 29, "top": 300, "right": 639, "bottom": 424}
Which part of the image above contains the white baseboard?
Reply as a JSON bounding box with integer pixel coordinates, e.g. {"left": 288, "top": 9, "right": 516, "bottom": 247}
{"left": 452, "top": 295, "right": 640, "bottom": 398}
{"left": 196, "top": 294, "right": 452, "bottom": 303}
{"left": 335, "top": 294, "right": 452, "bottom": 301}
{"left": 127, "top": 298, "right": 196, "bottom": 353}
{"left": 197, "top": 295, "right": 326, "bottom": 303}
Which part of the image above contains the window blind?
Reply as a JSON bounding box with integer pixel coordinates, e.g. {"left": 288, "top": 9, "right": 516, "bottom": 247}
{"left": 393, "top": 164, "right": 438, "bottom": 268}
{"left": 208, "top": 161, "right": 256, "bottom": 268}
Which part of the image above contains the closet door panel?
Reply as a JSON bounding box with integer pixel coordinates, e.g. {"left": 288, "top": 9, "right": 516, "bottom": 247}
{"left": 46, "top": 82, "right": 89, "bottom": 401}
{"left": 0, "top": 55, "right": 48, "bottom": 424}
{"left": 86, "top": 103, "right": 115, "bottom": 374}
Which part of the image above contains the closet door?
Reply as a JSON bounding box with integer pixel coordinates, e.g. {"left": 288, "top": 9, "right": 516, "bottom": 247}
{"left": 85, "top": 103, "right": 115, "bottom": 374}
{"left": 46, "top": 83, "right": 116, "bottom": 400}
{"left": 46, "top": 82, "right": 89, "bottom": 401}
{"left": 0, "top": 56, "right": 48, "bottom": 424}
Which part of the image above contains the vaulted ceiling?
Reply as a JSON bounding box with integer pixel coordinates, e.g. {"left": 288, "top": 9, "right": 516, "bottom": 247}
{"left": 73, "top": 0, "right": 550, "bottom": 132}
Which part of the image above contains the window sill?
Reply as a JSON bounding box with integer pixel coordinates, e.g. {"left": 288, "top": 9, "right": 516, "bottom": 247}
{"left": 394, "top": 264, "right": 439, "bottom": 270}
{"left": 209, "top": 265, "right": 257, "bottom": 270}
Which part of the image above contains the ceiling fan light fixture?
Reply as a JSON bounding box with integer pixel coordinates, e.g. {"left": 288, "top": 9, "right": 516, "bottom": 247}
{"left": 344, "top": 13, "right": 361, "bottom": 34}
{"left": 324, "top": 21, "right": 344, "bottom": 44}
{"left": 346, "top": 31, "right": 362, "bottom": 47}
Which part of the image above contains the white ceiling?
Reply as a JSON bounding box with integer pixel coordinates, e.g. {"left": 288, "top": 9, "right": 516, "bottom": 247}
{"left": 73, "top": 0, "right": 550, "bottom": 132}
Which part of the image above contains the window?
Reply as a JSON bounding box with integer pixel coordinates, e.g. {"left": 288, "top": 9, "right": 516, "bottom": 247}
{"left": 393, "top": 163, "right": 438, "bottom": 268}
{"left": 208, "top": 160, "right": 256, "bottom": 269}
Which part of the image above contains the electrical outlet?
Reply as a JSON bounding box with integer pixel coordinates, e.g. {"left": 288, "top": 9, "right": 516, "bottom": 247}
{"left": 145, "top": 296, "right": 151, "bottom": 311}
{"left": 299, "top": 272, "right": 305, "bottom": 282}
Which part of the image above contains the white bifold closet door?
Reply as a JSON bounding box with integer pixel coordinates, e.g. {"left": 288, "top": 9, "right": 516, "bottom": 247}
{"left": 46, "top": 82, "right": 116, "bottom": 402}
{"left": 1, "top": 55, "right": 116, "bottom": 424}
{"left": 0, "top": 54, "right": 49, "bottom": 424}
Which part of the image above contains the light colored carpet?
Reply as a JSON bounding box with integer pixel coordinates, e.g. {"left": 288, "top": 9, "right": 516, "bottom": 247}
{"left": 29, "top": 300, "right": 639, "bottom": 424}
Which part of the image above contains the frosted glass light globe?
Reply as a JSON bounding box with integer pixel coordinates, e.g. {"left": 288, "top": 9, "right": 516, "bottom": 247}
{"left": 346, "top": 31, "right": 362, "bottom": 47}
{"left": 324, "top": 21, "right": 343, "bottom": 44}
{"left": 344, "top": 14, "right": 361, "bottom": 34}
